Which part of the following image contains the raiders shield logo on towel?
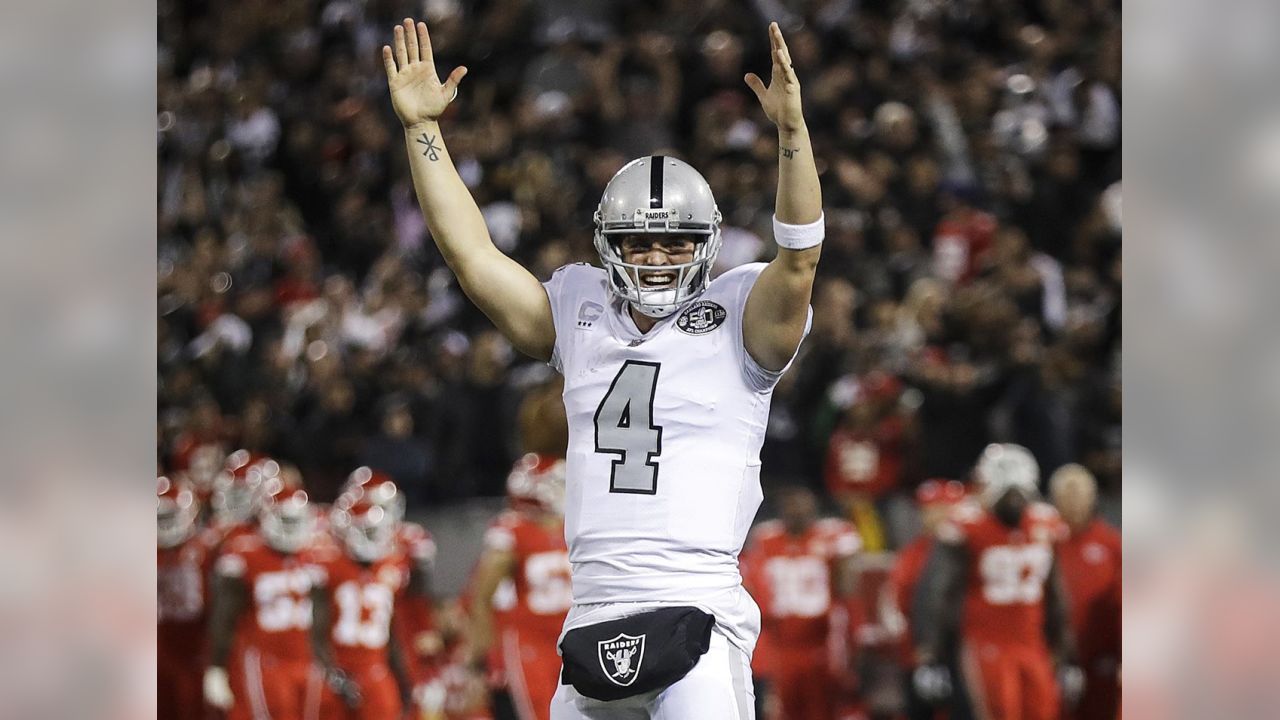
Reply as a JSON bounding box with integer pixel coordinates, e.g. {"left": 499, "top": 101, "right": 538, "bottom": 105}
{"left": 597, "top": 633, "right": 646, "bottom": 687}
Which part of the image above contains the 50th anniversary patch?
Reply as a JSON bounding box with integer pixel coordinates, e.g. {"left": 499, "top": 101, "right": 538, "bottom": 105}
{"left": 675, "top": 300, "right": 726, "bottom": 335}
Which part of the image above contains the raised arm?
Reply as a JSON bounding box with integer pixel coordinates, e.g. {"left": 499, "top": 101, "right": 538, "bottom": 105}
{"left": 384, "top": 19, "right": 555, "bottom": 361}
{"left": 742, "top": 22, "right": 823, "bottom": 371}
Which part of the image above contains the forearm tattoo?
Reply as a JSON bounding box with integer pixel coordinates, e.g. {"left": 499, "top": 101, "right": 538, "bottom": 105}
{"left": 416, "top": 133, "right": 441, "bottom": 161}
{"left": 781, "top": 146, "right": 798, "bottom": 159}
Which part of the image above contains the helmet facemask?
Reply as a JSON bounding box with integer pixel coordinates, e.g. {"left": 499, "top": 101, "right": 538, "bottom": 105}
{"left": 343, "top": 506, "right": 396, "bottom": 562}
{"left": 260, "top": 491, "right": 315, "bottom": 554}
{"left": 593, "top": 225, "right": 721, "bottom": 318}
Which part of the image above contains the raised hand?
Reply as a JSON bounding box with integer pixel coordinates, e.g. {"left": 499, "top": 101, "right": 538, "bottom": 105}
{"left": 744, "top": 22, "right": 805, "bottom": 133}
{"left": 382, "top": 19, "right": 468, "bottom": 128}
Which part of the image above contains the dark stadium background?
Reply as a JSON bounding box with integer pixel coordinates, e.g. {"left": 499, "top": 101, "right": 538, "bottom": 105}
{"left": 158, "top": 0, "right": 1120, "bottom": 715}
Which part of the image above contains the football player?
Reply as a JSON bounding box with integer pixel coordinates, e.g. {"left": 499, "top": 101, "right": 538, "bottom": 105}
{"left": 468, "top": 454, "right": 572, "bottom": 720}
{"left": 311, "top": 475, "right": 417, "bottom": 720}
{"left": 1049, "top": 465, "right": 1120, "bottom": 720}
{"left": 742, "top": 485, "right": 860, "bottom": 720}
{"left": 824, "top": 371, "right": 909, "bottom": 551}
{"left": 883, "top": 479, "right": 967, "bottom": 720}
{"left": 157, "top": 476, "right": 220, "bottom": 720}
{"left": 913, "top": 444, "right": 1082, "bottom": 720}
{"left": 384, "top": 16, "right": 822, "bottom": 718}
{"left": 204, "top": 482, "right": 323, "bottom": 720}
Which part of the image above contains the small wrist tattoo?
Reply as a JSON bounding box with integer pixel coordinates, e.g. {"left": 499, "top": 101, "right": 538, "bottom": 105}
{"left": 781, "top": 146, "right": 799, "bottom": 159}
{"left": 416, "top": 133, "right": 441, "bottom": 161}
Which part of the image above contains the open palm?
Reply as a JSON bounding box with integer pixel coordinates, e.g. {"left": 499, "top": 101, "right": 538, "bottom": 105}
{"left": 744, "top": 22, "right": 806, "bottom": 133}
{"left": 382, "top": 19, "right": 468, "bottom": 127}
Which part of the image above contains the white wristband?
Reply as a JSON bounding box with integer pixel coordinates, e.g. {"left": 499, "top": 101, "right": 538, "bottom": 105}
{"left": 773, "top": 213, "right": 825, "bottom": 250}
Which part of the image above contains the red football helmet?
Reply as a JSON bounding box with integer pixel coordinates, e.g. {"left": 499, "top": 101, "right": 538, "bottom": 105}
{"left": 331, "top": 495, "right": 398, "bottom": 562}
{"left": 211, "top": 451, "right": 281, "bottom": 525}
{"left": 333, "top": 469, "right": 404, "bottom": 562}
{"left": 184, "top": 442, "right": 226, "bottom": 496}
{"left": 339, "top": 467, "right": 406, "bottom": 522}
{"left": 258, "top": 487, "right": 315, "bottom": 554}
{"left": 157, "top": 475, "right": 199, "bottom": 549}
{"left": 505, "top": 453, "right": 566, "bottom": 515}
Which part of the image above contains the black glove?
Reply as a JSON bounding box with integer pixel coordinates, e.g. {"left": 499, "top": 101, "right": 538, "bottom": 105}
{"left": 325, "top": 667, "right": 363, "bottom": 709}
{"left": 913, "top": 663, "right": 953, "bottom": 703}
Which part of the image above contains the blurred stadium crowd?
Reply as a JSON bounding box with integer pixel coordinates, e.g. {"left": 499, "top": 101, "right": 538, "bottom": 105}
{"left": 158, "top": 0, "right": 1120, "bottom": 718}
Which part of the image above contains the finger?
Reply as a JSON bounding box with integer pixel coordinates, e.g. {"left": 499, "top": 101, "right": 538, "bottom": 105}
{"left": 443, "top": 66, "right": 469, "bottom": 98}
{"left": 773, "top": 22, "right": 791, "bottom": 61}
{"left": 418, "top": 21, "right": 435, "bottom": 67}
{"left": 381, "top": 45, "right": 398, "bottom": 78}
{"left": 768, "top": 21, "right": 779, "bottom": 53}
{"left": 403, "top": 19, "right": 419, "bottom": 63}
{"left": 775, "top": 48, "right": 798, "bottom": 84}
{"left": 393, "top": 24, "right": 409, "bottom": 68}
{"left": 743, "top": 72, "right": 767, "bottom": 101}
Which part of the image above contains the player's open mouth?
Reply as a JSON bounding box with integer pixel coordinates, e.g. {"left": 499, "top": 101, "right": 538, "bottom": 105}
{"left": 639, "top": 271, "right": 676, "bottom": 288}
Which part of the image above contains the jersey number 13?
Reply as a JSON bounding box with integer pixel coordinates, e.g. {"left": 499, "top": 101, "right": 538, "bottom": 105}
{"left": 594, "top": 361, "right": 663, "bottom": 495}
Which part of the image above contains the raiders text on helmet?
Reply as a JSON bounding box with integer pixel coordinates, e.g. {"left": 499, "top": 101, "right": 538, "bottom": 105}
{"left": 593, "top": 156, "right": 722, "bottom": 318}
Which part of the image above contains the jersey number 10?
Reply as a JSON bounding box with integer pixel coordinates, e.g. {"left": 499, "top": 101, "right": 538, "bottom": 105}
{"left": 594, "top": 361, "right": 663, "bottom": 495}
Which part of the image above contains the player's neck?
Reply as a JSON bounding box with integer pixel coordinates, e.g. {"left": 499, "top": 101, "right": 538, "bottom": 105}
{"left": 629, "top": 305, "right": 659, "bottom": 334}
{"left": 1067, "top": 515, "right": 1092, "bottom": 535}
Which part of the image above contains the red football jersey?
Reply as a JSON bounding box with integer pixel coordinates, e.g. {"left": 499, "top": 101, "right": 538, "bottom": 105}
{"left": 481, "top": 510, "right": 571, "bottom": 643}
{"left": 311, "top": 538, "right": 411, "bottom": 670}
{"left": 1058, "top": 518, "right": 1121, "bottom": 660}
{"left": 745, "top": 518, "right": 861, "bottom": 647}
{"left": 824, "top": 417, "right": 906, "bottom": 500}
{"left": 214, "top": 532, "right": 320, "bottom": 662}
{"left": 939, "top": 501, "right": 1067, "bottom": 647}
{"left": 158, "top": 528, "right": 220, "bottom": 660}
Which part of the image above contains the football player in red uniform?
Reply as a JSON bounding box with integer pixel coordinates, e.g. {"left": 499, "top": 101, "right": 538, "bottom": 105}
{"left": 742, "top": 484, "right": 861, "bottom": 720}
{"left": 158, "top": 476, "right": 220, "bottom": 720}
{"left": 825, "top": 371, "right": 909, "bottom": 551}
{"left": 205, "top": 484, "right": 323, "bottom": 720}
{"left": 914, "top": 444, "right": 1081, "bottom": 720}
{"left": 1049, "top": 465, "right": 1120, "bottom": 720}
{"left": 467, "top": 453, "right": 571, "bottom": 720}
{"left": 885, "top": 478, "right": 967, "bottom": 720}
{"left": 336, "top": 467, "right": 442, "bottom": 712}
{"left": 311, "top": 475, "right": 416, "bottom": 720}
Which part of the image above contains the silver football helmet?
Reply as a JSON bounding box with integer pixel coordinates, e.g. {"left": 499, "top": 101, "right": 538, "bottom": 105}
{"left": 593, "top": 156, "right": 722, "bottom": 318}
{"left": 973, "top": 443, "right": 1040, "bottom": 507}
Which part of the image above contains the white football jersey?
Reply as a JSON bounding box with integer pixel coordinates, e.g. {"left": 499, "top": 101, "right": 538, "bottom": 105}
{"left": 542, "top": 262, "right": 810, "bottom": 652}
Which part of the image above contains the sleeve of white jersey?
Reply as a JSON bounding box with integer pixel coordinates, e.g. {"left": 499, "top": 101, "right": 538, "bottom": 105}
{"left": 724, "top": 263, "right": 814, "bottom": 393}
{"left": 541, "top": 263, "right": 590, "bottom": 374}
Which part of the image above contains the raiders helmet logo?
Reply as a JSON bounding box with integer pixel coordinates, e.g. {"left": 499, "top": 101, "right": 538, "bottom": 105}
{"left": 675, "top": 300, "right": 726, "bottom": 335}
{"left": 597, "top": 633, "right": 646, "bottom": 687}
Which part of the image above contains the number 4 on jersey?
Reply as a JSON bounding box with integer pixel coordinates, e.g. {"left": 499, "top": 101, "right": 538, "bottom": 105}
{"left": 594, "top": 361, "right": 663, "bottom": 495}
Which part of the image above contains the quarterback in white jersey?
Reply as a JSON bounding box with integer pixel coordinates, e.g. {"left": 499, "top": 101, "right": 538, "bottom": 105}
{"left": 385, "top": 17, "right": 822, "bottom": 719}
